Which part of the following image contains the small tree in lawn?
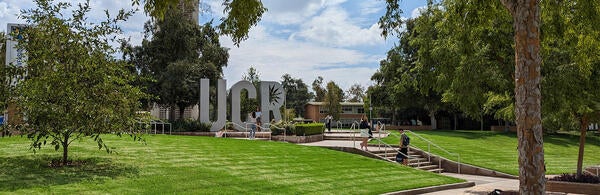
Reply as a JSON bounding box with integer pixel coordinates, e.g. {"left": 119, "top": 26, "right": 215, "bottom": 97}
{"left": 10, "top": 0, "right": 146, "bottom": 165}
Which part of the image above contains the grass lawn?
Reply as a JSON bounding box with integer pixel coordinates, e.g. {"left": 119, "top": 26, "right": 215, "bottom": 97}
{"left": 374, "top": 130, "right": 600, "bottom": 175}
{"left": 0, "top": 135, "right": 463, "bottom": 194}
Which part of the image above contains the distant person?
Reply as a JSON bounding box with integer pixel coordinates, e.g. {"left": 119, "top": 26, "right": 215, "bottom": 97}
{"left": 396, "top": 129, "right": 410, "bottom": 165}
{"left": 255, "top": 107, "right": 262, "bottom": 131}
{"left": 248, "top": 112, "right": 257, "bottom": 139}
{"left": 325, "top": 115, "right": 332, "bottom": 132}
{"left": 359, "top": 115, "right": 371, "bottom": 151}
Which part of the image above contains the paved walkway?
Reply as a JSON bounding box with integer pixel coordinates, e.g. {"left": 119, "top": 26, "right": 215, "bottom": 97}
{"left": 301, "top": 139, "right": 572, "bottom": 195}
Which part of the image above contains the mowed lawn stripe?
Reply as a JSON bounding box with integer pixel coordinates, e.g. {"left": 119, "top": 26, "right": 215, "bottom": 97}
{"left": 376, "top": 130, "right": 600, "bottom": 175}
{"left": 0, "top": 135, "right": 462, "bottom": 194}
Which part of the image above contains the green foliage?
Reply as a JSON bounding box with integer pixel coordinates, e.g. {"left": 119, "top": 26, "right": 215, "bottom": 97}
{"left": 125, "top": 8, "right": 227, "bottom": 119}
{"left": 219, "top": 0, "right": 267, "bottom": 46}
{"left": 280, "top": 74, "right": 313, "bottom": 117}
{"left": 135, "top": 0, "right": 266, "bottom": 46}
{"left": 294, "top": 123, "right": 324, "bottom": 136}
{"left": 171, "top": 119, "right": 211, "bottom": 132}
{"left": 323, "top": 81, "right": 343, "bottom": 120}
{"left": 311, "top": 76, "right": 326, "bottom": 102}
{"left": 240, "top": 66, "right": 260, "bottom": 116}
{"left": 269, "top": 121, "right": 294, "bottom": 136}
{"left": 346, "top": 83, "right": 365, "bottom": 102}
{"left": 9, "top": 0, "right": 146, "bottom": 164}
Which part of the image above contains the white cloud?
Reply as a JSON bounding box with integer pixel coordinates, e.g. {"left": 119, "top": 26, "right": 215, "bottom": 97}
{"left": 359, "top": 0, "right": 383, "bottom": 15}
{"left": 295, "top": 7, "right": 384, "bottom": 47}
{"left": 411, "top": 5, "right": 427, "bottom": 18}
{"left": 220, "top": 24, "right": 381, "bottom": 90}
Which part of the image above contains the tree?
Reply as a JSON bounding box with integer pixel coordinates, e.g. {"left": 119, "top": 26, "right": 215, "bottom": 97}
{"left": 540, "top": 0, "right": 600, "bottom": 178}
{"left": 311, "top": 76, "right": 326, "bottom": 102}
{"left": 124, "top": 8, "right": 227, "bottom": 120}
{"left": 323, "top": 81, "right": 342, "bottom": 120}
{"left": 346, "top": 84, "right": 364, "bottom": 102}
{"left": 281, "top": 74, "right": 313, "bottom": 118}
{"left": 240, "top": 66, "right": 260, "bottom": 118}
{"left": 135, "top": 0, "right": 266, "bottom": 46}
{"left": 498, "top": 1, "right": 545, "bottom": 193}
{"left": 10, "top": 0, "right": 146, "bottom": 165}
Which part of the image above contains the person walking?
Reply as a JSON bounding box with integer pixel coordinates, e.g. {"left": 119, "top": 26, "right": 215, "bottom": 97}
{"left": 325, "top": 115, "right": 332, "bottom": 132}
{"left": 397, "top": 129, "right": 410, "bottom": 165}
{"left": 359, "top": 115, "right": 370, "bottom": 151}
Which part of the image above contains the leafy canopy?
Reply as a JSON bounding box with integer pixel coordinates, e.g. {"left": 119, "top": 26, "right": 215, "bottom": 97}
{"left": 9, "top": 0, "right": 146, "bottom": 164}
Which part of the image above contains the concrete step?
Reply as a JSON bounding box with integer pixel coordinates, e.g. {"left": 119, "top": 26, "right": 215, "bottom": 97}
{"left": 408, "top": 161, "right": 432, "bottom": 167}
{"left": 323, "top": 136, "right": 363, "bottom": 141}
{"left": 414, "top": 164, "right": 439, "bottom": 170}
{"left": 408, "top": 157, "right": 428, "bottom": 162}
{"left": 425, "top": 168, "right": 444, "bottom": 173}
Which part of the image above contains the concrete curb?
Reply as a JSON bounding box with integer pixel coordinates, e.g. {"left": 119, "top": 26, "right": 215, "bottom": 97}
{"left": 382, "top": 181, "right": 476, "bottom": 195}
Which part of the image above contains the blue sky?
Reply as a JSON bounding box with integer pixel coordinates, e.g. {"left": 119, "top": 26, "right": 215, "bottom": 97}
{"left": 1, "top": 0, "right": 427, "bottom": 91}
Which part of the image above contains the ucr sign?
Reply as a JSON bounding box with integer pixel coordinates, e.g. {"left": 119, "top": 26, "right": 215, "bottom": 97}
{"left": 199, "top": 79, "right": 285, "bottom": 131}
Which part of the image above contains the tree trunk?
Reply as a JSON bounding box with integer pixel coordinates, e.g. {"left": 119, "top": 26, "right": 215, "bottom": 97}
{"left": 577, "top": 116, "right": 588, "bottom": 178}
{"left": 429, "top": 110, "right": 437, "bottom": 130}
{"left": 480, "top": 112, "right": 484, "bottom": 131}
{"left": 179, "top": 105, "right": 185, "bottom": 120}
{"left": 454, "top": 113, "right": 458, "bottom": 130}
{"left": 501, "top": 0, "right": 545, "bottom": 193}
{"left": 62, "top": 135, "right": 69, "bottom": 165}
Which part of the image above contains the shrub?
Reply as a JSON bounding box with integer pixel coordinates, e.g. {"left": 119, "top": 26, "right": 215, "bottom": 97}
{"left": 270, "top": 121, "right": 294, "bottom": 136}
{"left": 549, "top": 173, "right": 600, "bottom": 184}
{"left": 294, "top": 123, "right": 324, "bottom": 136}
{"left": 171, "top": 119, "right": 211, "bottom": 132}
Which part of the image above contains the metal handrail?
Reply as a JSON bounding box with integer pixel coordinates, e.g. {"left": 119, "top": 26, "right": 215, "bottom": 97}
{"left": 389, "top": 130, "right": 461, "bottom": 173}
{"left": 336, "top": 121, "right": 343, "bottom": 129}
{"left": 226, "top": 122, "right": 250, "bottom": 138}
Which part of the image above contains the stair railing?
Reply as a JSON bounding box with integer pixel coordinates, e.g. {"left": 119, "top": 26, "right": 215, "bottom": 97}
{"left": 350, "top": 121, "right": 360, "bottom": 148}
{"left": 370, "top": 137, "right": 419, "bottom": 166}
{"left": 392, "top": 130, "right": 460, "bottom": 174}
{"left": 226, "top": 122, "right": 250, "bottom": 138}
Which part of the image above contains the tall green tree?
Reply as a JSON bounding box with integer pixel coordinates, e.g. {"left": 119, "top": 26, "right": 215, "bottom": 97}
{"left": 323, "top": 81, "right": 342, "bottom": 120}
{"left": 281, "top": 74, "right": 313, "bottom": 118}
{"left": 346, "top": 83, "right": 364, "bottom": 103}
{"left": 240, "top": 66, "right": 260, "bottom": 117}
{"left": 125, "top": 8, "right": 227, "bottom": 120}
{"left": 135, "top": 0, "right": 266, "bottom": 46}
{"left": 311, "top": 76, "right": 326, "bottom": 102}
{"left": 540, "top": 0, "right": 600, "bottom": 178}
{"left": 11, "top": 0, "right": 146, "bottom": 165}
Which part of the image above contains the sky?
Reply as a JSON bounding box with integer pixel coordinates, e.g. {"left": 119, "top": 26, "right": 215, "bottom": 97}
{"left": 1, "top": 0, "right": 427, "bottom": 91}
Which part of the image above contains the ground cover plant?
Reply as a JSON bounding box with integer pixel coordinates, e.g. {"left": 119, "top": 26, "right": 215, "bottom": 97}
{"left": 374, "top": 130, "right": 600, "bottom": 175}
{"left": 0, "top": 135, "right": 463, "bottom": 194}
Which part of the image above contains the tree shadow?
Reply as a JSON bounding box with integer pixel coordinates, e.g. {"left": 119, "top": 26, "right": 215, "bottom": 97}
{"left": 0, "top": 155, "right": 139, "bottom": 191}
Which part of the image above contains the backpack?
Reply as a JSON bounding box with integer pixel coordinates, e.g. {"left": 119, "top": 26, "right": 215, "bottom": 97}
{"left": 402, "top": 135, "right": 410, "bottom": 146}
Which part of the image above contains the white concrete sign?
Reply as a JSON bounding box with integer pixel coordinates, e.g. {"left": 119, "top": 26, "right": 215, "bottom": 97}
{"left": 200, "top": 79, "right": 285, "bottom": 131}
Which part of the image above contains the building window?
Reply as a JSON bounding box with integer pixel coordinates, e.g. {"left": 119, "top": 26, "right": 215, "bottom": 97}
{"left": 342, "top": 106, "right": 353, "bottom": 113}
{"left": 357, "top": 108, "right": 365, "bottom": 114}
{"left": 319, "top": 107, "right": 328, "bottom": 114}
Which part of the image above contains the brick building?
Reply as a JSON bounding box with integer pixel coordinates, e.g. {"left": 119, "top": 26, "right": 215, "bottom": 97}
{"left": 304, "top": 102, "right": 366, "bottom": 127}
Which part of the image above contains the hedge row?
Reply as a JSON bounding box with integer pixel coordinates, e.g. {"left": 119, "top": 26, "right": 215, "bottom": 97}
{"left": 294, "top": 123, "right": 324, "bottom": 136}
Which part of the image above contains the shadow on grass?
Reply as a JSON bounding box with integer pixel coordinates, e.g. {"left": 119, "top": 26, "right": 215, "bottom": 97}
{"left": 0, "top": 155, "right": 139, "bottom": 192}
{"left": 415, "top": 130, "right": 519, "bottom": 140}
